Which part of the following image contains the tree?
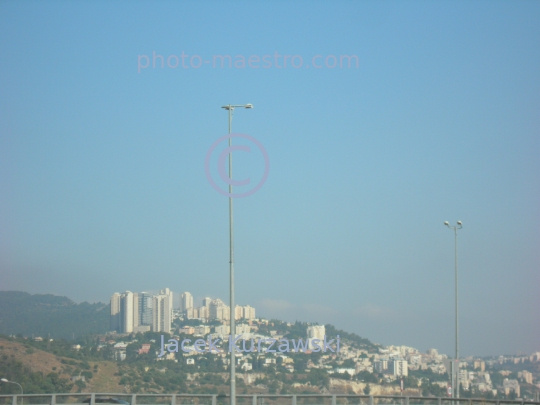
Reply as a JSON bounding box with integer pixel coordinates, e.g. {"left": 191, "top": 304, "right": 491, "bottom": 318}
{"left": 342, "top": 359, "right": 356, "bottom": 368}
{"left": 308, "top": 368, "right": 330, "bottom": 389}
{"left": 357, "top": 370, "right": 379, "bottom": 384}
{"left": 364, "top": 384, "right": 371, "bottom": 395}
{"left": 268, "top": 380, "right": 280, "bottom": 394}
{"left": 74, "top": 380, "right": 86, "bottom": 392}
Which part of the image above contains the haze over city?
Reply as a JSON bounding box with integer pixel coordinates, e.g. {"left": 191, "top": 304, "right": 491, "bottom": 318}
{"left": 1, "top": 1, "right": 539, "bottom": 359}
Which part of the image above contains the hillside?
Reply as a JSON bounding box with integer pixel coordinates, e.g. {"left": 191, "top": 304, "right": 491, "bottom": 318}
{"left": 0, "top": 335, "right": 411, "bottom": 396}
{"left": 0, "top": 291, "right": 537, "bottom": 400}
{"left": 0, "top": 336, "right": 122, "bottom": 394}
{"left": 0, "top": 291, "right": 109, "bottom": 339}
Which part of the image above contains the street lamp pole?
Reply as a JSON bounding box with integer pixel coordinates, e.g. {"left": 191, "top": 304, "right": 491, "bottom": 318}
{"left": 1, "top": 378, "right": 23, "bottom": 404}
{"left": 221, "top": 103, "right": 252, "bottom": 405}
{"left": 444, "top": 221, "right": 462, "bottom": 399}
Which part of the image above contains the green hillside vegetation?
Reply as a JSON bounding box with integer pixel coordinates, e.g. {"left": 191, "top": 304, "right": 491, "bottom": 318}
{"left": 0, "top": 291, "right": 109, "bottom": 339}
{"left": 324, "top": 324, "right": 378, "bottom": 351}
{"left": 0, "top": 354, "right": 73, "bottom": 394}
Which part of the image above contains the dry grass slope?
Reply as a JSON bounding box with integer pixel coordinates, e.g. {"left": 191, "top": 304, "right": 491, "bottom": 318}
{"left": 0, "top": 337, "right": 122, "bottom": 393}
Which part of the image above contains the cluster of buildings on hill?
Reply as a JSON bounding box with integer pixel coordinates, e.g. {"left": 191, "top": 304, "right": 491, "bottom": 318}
{"left": 110, "top": 288, "right": 174, "bottom": 334}
{"left": 101, "top": 305, "right": 540, "bottom": 399}
{"left": 364, "top": 347, "right": 540, "bottom": 397}
{"left": 180, "top": 292, "right": 256, "bottom": 321}
{"left": 110, "top": 289, "right": 256, "bottom": 334}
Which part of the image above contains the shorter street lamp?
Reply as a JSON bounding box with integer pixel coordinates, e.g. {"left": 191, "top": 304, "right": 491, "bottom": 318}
{"left": 1, "top": 379, "right": 23, "bottom": 404}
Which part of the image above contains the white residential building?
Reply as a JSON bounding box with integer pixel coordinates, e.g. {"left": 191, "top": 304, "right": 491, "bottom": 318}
{"left": 111, "top": 288, "right": 173, "bottom": 334}
{"left": 374, "top": 358, "right": 389, "bottom": 373}
{"left": 307, "top": 325, "right": 325, "bottom": 349}
{"left": 243, "top": 305, "right": 256, "bottom": 320}
{"left": 215, "top": 324, "right": 230, "bottom": 335}
{"left": 202, "top": 296, "right": 212, "bottom": 307}
{"left": 153, "top": 292, "right": 172, "bottom": 333}
{"left": 111, "top": 291, "right": 138, "bottom": 333}
{"left": 121, "top": 291, "right": 135, "bottom": 333}
{"left": 389, "top": 359, "right": 408, "bottom": 377}
{"left": 138, "top": 292, "right": 153, "bottom": 327}
{"left": 110, "top": 293, "right": 121, "bottom": 332}
{"left": 194, "top": 325, "right": 211, "bottom": 335}
{"left": 181, "top": 292, "right": 194, "bottom": 312}
{"left": 210, "top": 298, "right": 229, "bottom": 320}
{"left": 160, "top": 288, "right": 174, "bottom": 323}
{"left": 235, "top": 305, "right": 243, "bottom": 320}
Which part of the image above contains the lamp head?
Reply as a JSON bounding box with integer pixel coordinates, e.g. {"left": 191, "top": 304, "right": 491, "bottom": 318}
{"left": 457, "top": 221, "right": 462, "bottom": 225}
{"left": 245, "top": 104, "right": 253, "bottom": 109}
{"left": 444, "top": 221, "right": 449, "bottom": 226}
{"left": 1, "top": 378, "right": 8, "bottom": 382}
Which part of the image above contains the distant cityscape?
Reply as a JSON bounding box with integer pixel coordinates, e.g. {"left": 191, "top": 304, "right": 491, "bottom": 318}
{"left": 106, "top": 289, "right": 539, "bottom": 399}
{"left": 0, "top": 290, "right": 537, "bottom": 400}
{"left": 110, "top": 288, "right": 256, "bottom": 334}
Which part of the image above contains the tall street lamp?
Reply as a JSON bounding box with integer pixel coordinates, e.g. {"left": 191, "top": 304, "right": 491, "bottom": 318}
{"left": 221, "top": 103, "right": 253, "bottom": 405}
{"left": 1, "top": 378, "right": 23, "bottom": 404}
{"left": 444, "top": 220, "right": 463, "bottom": 399}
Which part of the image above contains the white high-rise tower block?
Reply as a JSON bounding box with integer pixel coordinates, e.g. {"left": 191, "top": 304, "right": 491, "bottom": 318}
{"left": 181, "top": 291, "right": 194, "bottom": 312}
{"left": 307, "top": 325, "right": 325, "bottom": 349}
{"left": 152, "top": 293, "right": 172, "bottom": 333}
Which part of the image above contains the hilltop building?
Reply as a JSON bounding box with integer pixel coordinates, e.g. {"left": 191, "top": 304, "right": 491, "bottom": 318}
{"left": 307, "top": 325, "right": 325, "bottom": 349}
{"left": 109, "top": 288, "right": 173, "bottom": 334}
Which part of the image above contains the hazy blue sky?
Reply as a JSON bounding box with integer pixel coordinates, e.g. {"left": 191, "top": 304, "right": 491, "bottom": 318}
{"left": 1, "top": 1, "right": 539, "bottom": 357}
